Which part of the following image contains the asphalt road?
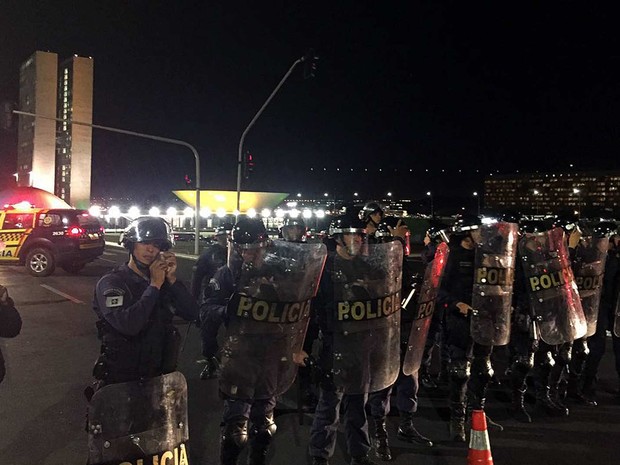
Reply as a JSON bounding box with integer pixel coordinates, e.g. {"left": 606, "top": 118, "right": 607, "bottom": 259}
{"left": 1, "top": 242, "right": 620, "bottom": 465}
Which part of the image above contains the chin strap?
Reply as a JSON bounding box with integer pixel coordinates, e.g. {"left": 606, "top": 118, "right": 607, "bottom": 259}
{"left": 130, "top": 252, "right": 151, "bottom": 276}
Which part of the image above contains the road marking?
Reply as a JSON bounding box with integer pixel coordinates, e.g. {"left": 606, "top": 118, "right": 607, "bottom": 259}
{"left": 40, "top": 284, "right": 84, "bottom": 304}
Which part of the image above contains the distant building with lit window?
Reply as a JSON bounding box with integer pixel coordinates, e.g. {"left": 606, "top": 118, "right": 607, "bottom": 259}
{"left": 484, "top": 171, "right": 620, "bottom": 216}
{"left": 16, "top": 51, "right": 93, "bottom": 209}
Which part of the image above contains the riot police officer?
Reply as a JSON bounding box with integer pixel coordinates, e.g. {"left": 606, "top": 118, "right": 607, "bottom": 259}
{"left": 581, "top": 222, "right": 620, "bottom": 403}
{"left": 310, "top": 212, "right": 400, "bottom": 465}
{"left": 508, "top": 220, "right": 545, "bottom": 422}
{"left": 359, "top": 202, "right": 384, "bottom": 240}
{"left": 438, "top": 214, "right": 502, "bottom": 442}
{"left": 280, "top": 216, "right": 307, "bottom": 242}
{"left": 193, "top": 222, "right": 233, "bottom": 379}
{"left": 367, "top": 217, "right": 433, "bottom": 461}
{"left": 207, "top": 218, "right": 327, "bottom": 465}
{"left": 91, "top": 216, "right": 198, "bottom": 387}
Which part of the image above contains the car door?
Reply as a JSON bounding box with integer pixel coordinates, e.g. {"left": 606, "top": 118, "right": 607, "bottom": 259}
{"left": 0, "top": 212, "right": 35, "bottom": 263}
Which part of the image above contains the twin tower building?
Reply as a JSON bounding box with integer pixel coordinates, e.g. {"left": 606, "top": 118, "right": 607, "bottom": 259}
{"left": 16, "top": 51, "right": 93, "bottom": 209}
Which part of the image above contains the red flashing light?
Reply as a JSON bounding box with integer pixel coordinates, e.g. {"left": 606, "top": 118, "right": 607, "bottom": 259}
{"left": 67, "top": 226, "right": 84, "bottom": 237}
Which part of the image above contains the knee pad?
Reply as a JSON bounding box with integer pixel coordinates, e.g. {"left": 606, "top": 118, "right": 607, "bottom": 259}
{"left": 512, "top": 354, "right": 534, "bottom": 374}
{"left": 250, "top": 414, "right": 277, "bottom": 442}
{"left": 222, "top": 417, "right": 249, "bottom": 448}
{"left": 472, "top": 358, "right": 494, "bottom": 382}
{"left": 572, "top": 339, "right": 590, "bottom": 358}
{"left": 557, "top": 343, "right": 572, "bottom": 365}
{"left": 449, "top": 360, "right": 471, "bottom": 380}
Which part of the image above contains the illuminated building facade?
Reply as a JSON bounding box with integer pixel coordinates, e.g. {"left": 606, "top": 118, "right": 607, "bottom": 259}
{"left": 16, "top": 51, "right": 93, "bottom": 209}
{"left": 485, "top": 171, "right": 620, "bottom": 216}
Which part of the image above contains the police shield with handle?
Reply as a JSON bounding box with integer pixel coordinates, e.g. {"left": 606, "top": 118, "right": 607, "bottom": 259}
{"left": 518, "top": 227, "right": 587, "bottom": 344}
{"left": 330, "top": 241, "right": 402, "bottom": 395}
{"left": 88, "top": 217, "right": 199, "bottom": 465}
{"left": 402, "top": 241, "right": 450, "bottom": 376}
{"left": 572, "top": 233, "right": 609, "bottom": 337}
{"left": 219, "top": 239, "right": 327, "bottom": 400}
{"left": 470, "top": 222, "right": 519, "bottom": 346}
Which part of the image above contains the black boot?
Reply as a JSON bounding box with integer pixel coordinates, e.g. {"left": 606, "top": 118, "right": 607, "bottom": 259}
{"left": 420, "top": 366, "right": 438, "bottom": 390}
{"left": 511, "top": 388, "right": 532, "bottom": 423}
{"left": 200, "top": 356, "right": 220, "bottom": 380}
{"left": 534, "top": 383, "right": 568, "bottom": 417}
{"left": 568, "top": 374, "right": 597, "bottom": 406}
{"left": 247, "top": 415, "right": 276, "bottom": 465}
{"left": 220, "top": 419, "right": 248, "bottom": 465}
{"left": 397, "top": 412, "right": 433, "bottom": 447}
{"left": 372, "top": 417, "right": 392, "bottom": 461}
{"left": 449, "top": 402, "right": 466, "bottom": 443}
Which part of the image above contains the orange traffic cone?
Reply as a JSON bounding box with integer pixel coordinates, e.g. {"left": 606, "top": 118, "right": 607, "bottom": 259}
{"left": 467, "top": 409, "right": 493, "bottom": 465}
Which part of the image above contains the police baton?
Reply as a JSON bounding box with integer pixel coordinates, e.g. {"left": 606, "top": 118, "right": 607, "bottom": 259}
{"left": 401, "top": 287, "right": 417, "bottom": 309}
{"left": 180, "top": 320, "right": 194, "bottom": 353}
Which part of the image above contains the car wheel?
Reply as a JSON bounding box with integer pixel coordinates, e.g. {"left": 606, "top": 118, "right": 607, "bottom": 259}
{"left": 61, "top": 262, "right": 85, "bottom": 274}
{"left": 25, "top": 247, "right": 56, "bottom": 277}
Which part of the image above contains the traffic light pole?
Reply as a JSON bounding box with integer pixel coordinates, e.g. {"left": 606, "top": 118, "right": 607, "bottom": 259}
{"left": 236, "top": 56, "right": 304, "bottom": 213}
{"left": 14, "top": 110, "right": 203, "bottom": 255}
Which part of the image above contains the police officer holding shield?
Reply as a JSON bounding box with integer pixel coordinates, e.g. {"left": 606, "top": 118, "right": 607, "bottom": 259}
{"left": 87, "top": 217, "right": 198, "bottom": 465}
{"left": 309, "top": 212, "right": 402, "bottom": 465}
{"left": 206, "top": 218, "right": 327, "bottom": 465}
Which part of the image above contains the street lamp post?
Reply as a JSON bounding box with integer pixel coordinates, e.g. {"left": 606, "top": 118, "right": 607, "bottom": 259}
{"left": 237, "top": 53, "right": 313, "bottom": 212}
{"left": 533, "top": 189, "right": 540, "bottom": 216}
{"left": 14, "top": 110, "right": 203, "bottom": 255}
{"left": 473, "top": 191, "right": 480, "bottom": 216}
{"left": 426, "top": 191, "right": 434, "bottom": 217}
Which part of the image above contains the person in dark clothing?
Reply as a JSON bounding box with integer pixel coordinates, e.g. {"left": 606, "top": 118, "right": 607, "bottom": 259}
{"left": 0, "top": 284, "right": 22, "bottom": 385}
{"left": 310, "top": 213, "right": 394, "bottom": 465}
{"left": 193, "top": 223, "right": 233, "bottom": 380}
{"left": 366, "top": 217, "right": 433, "bottom": 461}
{"left": 90, "top": 217, "right": 198, "bottom": 387}
{"left": 438, "top": 215, "right": 501, "bottom": 442}
{"left": 583, "top": 227, "right": 620, "bottom": 402}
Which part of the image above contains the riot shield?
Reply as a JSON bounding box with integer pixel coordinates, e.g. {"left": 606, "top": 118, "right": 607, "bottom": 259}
{"left": 87, "top": 372, "right": 190, "bottom": 465}
{"left": 332, "top": 241, "right": 403, "bottom": 394}
{"left": 518, "top": 227, "right": 587, "bottom": 345}
{"left": 470, "top": 222, "right": 518, "bottom": 346}
{"left": 402, "top": 242, "right": 449, "bottom": 376}
{"left": 572, "top": 236, "right": 608, "bottom": 337}
{"left": 219, "top": 241, "right": 327, "bottom": 399}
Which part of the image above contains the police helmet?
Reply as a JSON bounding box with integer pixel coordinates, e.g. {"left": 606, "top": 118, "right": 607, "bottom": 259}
{"left": 231, "top": 218, "right": 269, "bottom": 248}
{"left": 280, "top": 216, "right": 307, "bottom": 242}
{"left": 427, "top": 223, "right": 450, "bottom": 243}
{"left": 592, "top": 221, "right": 618, "bottom": 238}
{"left": 359, "top": 202, "right": 384, "bottom": 223}
{"left": 214, "top": 222, "right": 234, "bottom": 237}
{"left": 552, "top": 213, "right": 579, "bottom": 233}
{"left": 329, "top": 212, "right": 367, "bottom": 237}
{"left": 519, "top": 220, "right": 546, "bottom": 234}
{"left": 119, "top": 217, "right": 174, "bottom": 251}
{"left": 452, "top": 214, "right": 482, "bottom": 233}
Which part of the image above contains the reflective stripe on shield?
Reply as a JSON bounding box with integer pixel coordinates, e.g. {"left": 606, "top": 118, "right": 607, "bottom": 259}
{"left": 572, "top": 236, "right": 608, "bottom": 337}
{"left": 471, "top": 222, "right": 518, "bottom": 346}
{"left": 87, "top": 372, "right": 190, "bottom": 465}
{"left": 332, "top": 241, "right": 403, "bottom": 394}
{"left": 518, "top": 227, "right": 587, "bottom": 345}
{"left": 219, "top": 241, "right": 327, "bottom": 399}
{"left": 403, "top": 242, "right": 449, "bottom": 376}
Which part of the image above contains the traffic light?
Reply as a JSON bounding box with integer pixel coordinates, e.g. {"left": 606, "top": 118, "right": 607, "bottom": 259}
{"left": 302, "top": 48, "right": 319, "bottom": 80}
{"left": 243, "top": 151, "right": 255, "bottom": 179}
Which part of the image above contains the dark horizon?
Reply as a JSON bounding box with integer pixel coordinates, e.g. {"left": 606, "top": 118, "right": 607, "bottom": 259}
{"left": 2, "top": 3, "right": 619, "bottom": 202}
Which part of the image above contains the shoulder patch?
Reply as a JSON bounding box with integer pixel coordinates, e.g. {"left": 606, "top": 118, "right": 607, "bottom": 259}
{"left": 208, "top": 277, "right": 220, "bottom": 291}
{"left": 105, "top": 295, "right": 124, "bottom": 308}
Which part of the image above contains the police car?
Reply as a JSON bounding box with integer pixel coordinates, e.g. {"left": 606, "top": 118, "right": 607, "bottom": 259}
{"left": 0, "top": 205, "right": 105, "bottom": 277}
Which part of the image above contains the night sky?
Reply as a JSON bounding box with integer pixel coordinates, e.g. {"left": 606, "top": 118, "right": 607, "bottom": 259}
{"left": 1, "top": 2, "right": 619, "bottom": 205}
